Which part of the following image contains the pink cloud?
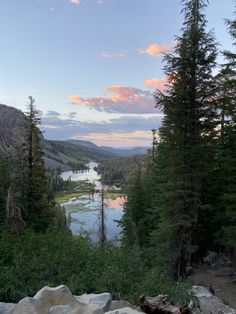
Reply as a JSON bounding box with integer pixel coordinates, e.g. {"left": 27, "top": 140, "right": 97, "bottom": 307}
{"left": 139, "top": 43, "right": 171, "bottom": 57}
{"left": 69, "top": 85, "right": 157, "bottom": 113}
{"left": 72, "top": 130, "right": 152, "bottom": 147}
{"left": 144, "top": 78, "right": 166, "bottom": 91}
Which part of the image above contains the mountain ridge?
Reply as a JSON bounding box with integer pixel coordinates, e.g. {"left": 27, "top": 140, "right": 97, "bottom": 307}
{"left": 0, "top": 104, "right": 146, "bottom": 171}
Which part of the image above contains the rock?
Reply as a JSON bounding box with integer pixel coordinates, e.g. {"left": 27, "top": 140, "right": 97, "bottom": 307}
{"left": 12, "top": 285, "right": 104, "bottom": 314}
{"left": 193, "top": 285, "right": 236, "bottom": 314}
{"left": 109, "top": 300, "right": 135, "bottom": 311}
{"left": 0, "top": 302, "right": 16, "bottom": 314}
{"left": 49, "top": 305, "right": 77, "bottom": 314}
{"left": 192, "top": 286, "right": 213, "bottom": 298}
{"left": 188, "top": 300, "right": 203, "bottom": 314}
{"left": 13, "top": 297, "right": 40, "bottom": 314}
{"left": 203, "top": 251, "right": 232, "bottom": 266}
{"left": 49, "top": 303, "right": 103, "bottom": 314}
{"left": 105, "top": 307, "right": 144, "bottom": 314}
{"left": 76, "top": 292, "right": 111, "bottom": 311}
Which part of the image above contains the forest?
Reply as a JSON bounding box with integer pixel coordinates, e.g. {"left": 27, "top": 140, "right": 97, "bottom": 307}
{"left": 0, "top": 0, "right": 235, "bottom": 309}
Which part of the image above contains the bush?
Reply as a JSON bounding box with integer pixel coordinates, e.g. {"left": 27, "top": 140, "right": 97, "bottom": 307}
{"left": 0, "top": 230, "right": 191, "bottom": 305}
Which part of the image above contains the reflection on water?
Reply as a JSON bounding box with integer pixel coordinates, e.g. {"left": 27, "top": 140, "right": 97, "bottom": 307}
{"left": 64, "top": 193, "right": 126, "bottom": 243}
{"left": 61, "top": 163, "right": 126, "bottom": 243}
{"left": 61, "top": 162, "right": 102, "bottom": 189}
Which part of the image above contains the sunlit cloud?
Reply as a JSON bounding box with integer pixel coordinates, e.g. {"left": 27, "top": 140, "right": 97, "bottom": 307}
{"left": 102, "top": 51, "right": 127, "bottom": 58}
{"left": 144, "top": 78, "right": 166, "bottom": 91}
{"left": 139, "top": 43, "right": 171, "bottom": 57}
{"left": 69, "top": 85, "right": 158, "bottom": 114}
{"left": 72, "top": 130, "right": 153, "bottom": 147}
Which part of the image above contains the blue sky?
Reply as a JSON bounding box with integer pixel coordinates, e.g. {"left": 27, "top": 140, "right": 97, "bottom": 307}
{"left": 0, "top": 0, "right": 234, "bottom": 147}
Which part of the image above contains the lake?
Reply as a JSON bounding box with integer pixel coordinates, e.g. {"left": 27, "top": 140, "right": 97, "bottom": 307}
{"left": 61, "top": 162, "right": 125, "bottom": 243}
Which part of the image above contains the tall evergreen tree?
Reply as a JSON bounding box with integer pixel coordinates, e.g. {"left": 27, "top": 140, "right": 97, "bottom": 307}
{"left": 216, "top": 11, "right": 236, "bottom": 248}
{"left": 153, "top": 0, "right": 217, "bottom": 279}
{"left": 24, "top": 96, "right": 53, "bottom": 231}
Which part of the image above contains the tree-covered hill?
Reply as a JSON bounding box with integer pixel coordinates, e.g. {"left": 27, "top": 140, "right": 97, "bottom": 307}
{"left": 0, "top": 104, "right": 142, "bottom": 171}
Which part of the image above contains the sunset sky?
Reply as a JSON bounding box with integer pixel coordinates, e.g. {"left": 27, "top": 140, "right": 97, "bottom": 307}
{"left": 0, "top": 0, "right": 234, "bottom": 147}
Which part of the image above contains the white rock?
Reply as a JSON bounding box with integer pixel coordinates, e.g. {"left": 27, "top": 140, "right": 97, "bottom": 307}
{"left": 0, "top": 302, "right": 16, "bottom": 314}
{"left": 49, "top": 305, "right": 77, "bottom": 314}
{"left": 192, "top": 286, "right": 213, "bottom": 298}
{"left": 12, "top": 285, "right": 104, "bottom": 314}
{"left": 34, "top": 285, "right": 78, "bottom": 308}
{"left": 193, "top": 285, "right": 236, "bottom": 314}
{"left": 109, "top": 300, "right": 134, "bottom": 311}
{"left": 49, "top": 303, "right": 103, "bottom": 314}
{"left": 13, "top": 297, "right": 40, "bottom": 314}
{"left": 105, "top": 307, "right": 144, "bottom": 314}
{"left": 76, "top": 293, "right": 111, "bottom": 311}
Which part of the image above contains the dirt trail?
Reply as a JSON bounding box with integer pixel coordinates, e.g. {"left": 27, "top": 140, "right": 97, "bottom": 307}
{"left": 190, "top": 265, "right": 236, "bottom": 309}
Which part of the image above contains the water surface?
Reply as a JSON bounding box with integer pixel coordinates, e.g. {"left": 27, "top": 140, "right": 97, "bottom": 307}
{"left": 61, "top": 162, "right": 125, "bottom": 243}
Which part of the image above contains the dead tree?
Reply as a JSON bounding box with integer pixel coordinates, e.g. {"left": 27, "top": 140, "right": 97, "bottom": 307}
{"left": 99, "top": 184, "right": 106, "bottom": 244}
{"left": 5, "top": 187, "right": 26, "bottom": 234}
{"left": 139, "top": 295, "right": 191, "bottom": 314}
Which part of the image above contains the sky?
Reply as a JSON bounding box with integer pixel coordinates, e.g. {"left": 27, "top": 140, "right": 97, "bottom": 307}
{"left": 0, "top": 0, "right": 234, "bottom": 147}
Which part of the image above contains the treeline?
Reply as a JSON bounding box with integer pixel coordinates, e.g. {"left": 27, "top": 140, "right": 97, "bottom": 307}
{"left": 122, "top": 0, "right": 236, "bottom": 280}
{"left": 97, "top": 155, "right": 145, "bottom": 188}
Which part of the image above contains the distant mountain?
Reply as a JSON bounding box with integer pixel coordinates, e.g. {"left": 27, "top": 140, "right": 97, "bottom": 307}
{"left": 67, "top": 139, "right": 148, "bottom": 156}
{"left": 0, "top": 104, "right": 147, "bottom": 171}
{"left": 100, "top": 146, "right": 148, "bottom": 156}
{"left": 46, "top": 140, "right": 116, "bottom": 165}
{"left": 67, "top": 139, "right": 98, "bottom": 149}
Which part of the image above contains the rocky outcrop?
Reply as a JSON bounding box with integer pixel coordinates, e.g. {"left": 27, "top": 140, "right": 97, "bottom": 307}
{"left": 192, "top": 286, "right": 236, "bottom": 314}
{"left": 75, "top": 293, "right": 111, "bottom": 312}
{"left": 1, "top": 285, "right": 236, "bottom": 314}
{"left": 0, "top": 302, "right": 15, "bottom": 314}
{"left": 0, "top": 286, "right": 139, "bottom": 314}
{"left": 12, "top": 286, "right": 104, "bottom": 314}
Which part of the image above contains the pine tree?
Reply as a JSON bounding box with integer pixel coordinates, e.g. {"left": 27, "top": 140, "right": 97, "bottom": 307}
{"left": 122, "top": 168, "right": 144, "bottom": 248}
{"left": 216, "top": 12, "right": 236, "bottom": 248}
{"left": 153, "top": 0, "right": 217, "bottom": 279}
{"left": 24, "top": 96, "right": 53, "bottom": 231}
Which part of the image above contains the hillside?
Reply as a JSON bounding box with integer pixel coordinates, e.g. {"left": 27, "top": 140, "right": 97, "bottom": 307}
{"left": 0, "top": 104, "right": 28, "bottom": 154}
{"left": 0, "top": 104, "right": 144, "bottom": 171}
{"left": 45, "top": 140, "right": 117, "bottom": 170}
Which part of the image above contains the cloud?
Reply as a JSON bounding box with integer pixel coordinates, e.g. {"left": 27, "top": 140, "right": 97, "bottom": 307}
{"left": 73, "top": 131, "right": 152, "bottom": 147}
{"left": 69, "top": 86, "right": 159, "bottom": 114}
{"left": 69, "top": 0, "right": 81, "bottom": 4}
{"left": 144, "top": 78, "right": 166, "bottom": 91}
{"left": 139, "top": 43, "right": 171, "bottom": 57}
{"left": 102, "top": 51, "right": 127, "bottom": 58}
{"left": 41, "top": 114, "right": 163, "bottom": 147}
{"left": 46, "top": 111, "right": 61, "bottom": 117}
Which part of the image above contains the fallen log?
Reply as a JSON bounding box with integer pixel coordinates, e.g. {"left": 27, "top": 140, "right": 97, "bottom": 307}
{"left": 139, "top": 295, "right": 191, "bottom": 314}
